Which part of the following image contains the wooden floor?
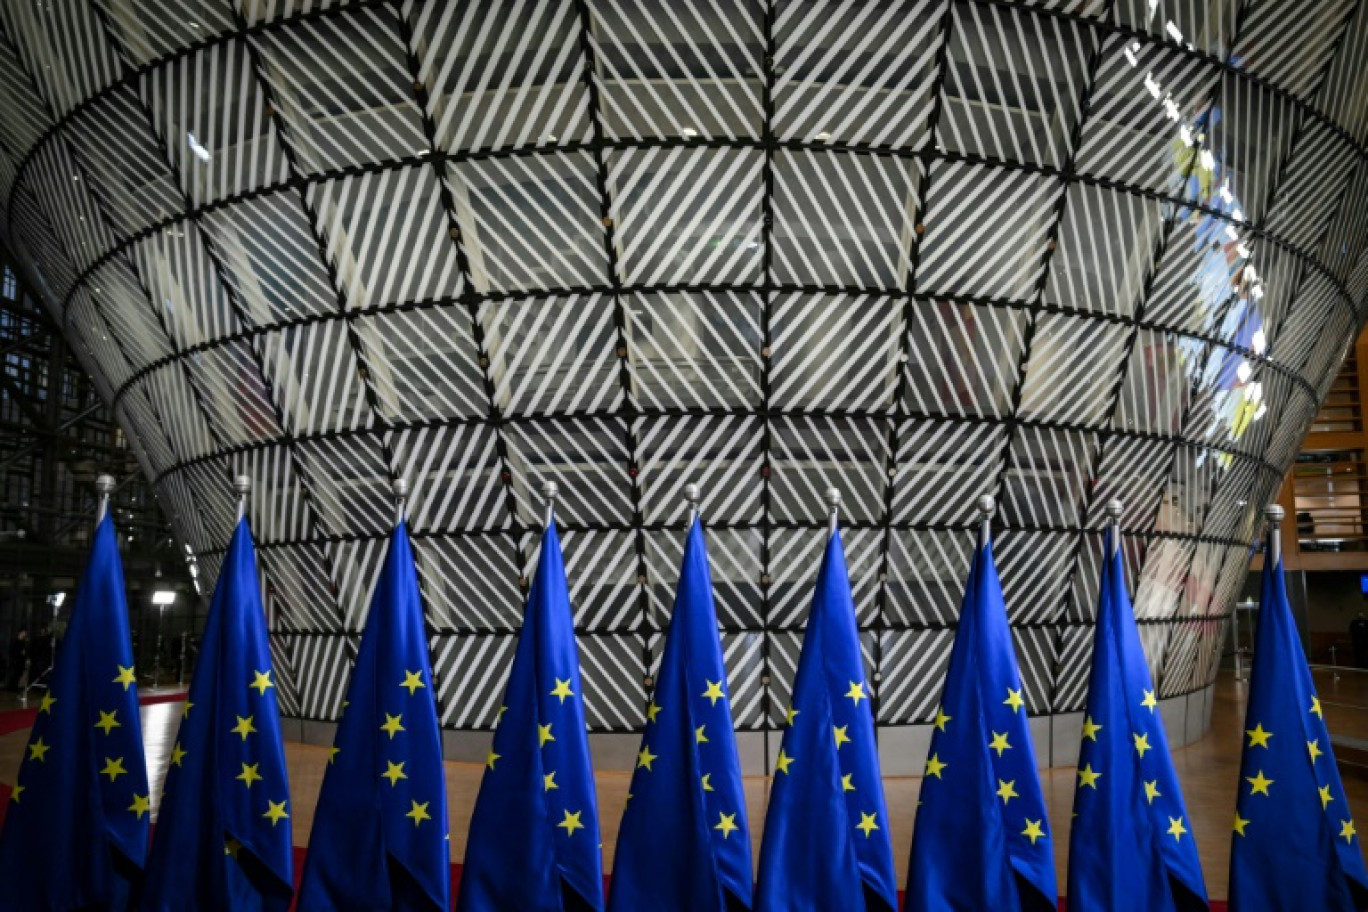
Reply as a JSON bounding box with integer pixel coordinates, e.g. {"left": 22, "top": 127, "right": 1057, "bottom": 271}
{"left": 2, "top": 668, "right": 1364, "bottom": 900}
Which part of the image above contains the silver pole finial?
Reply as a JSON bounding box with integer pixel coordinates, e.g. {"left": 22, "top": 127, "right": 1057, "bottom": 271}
{"left": 684, "top": 483, "right": 701, "bottom": 527}
{"left": 826, "top": 488, "right": 841, "bottom": 538}
{"left": 95, "top": 474, "right": 115, "bottom": 524}
{"left": 976, "top": 494, "right": 996, "bottom": 548}
{"left": 234, "top": 475, "right": 251, "bottom": 522}
{"left": 542, "top": 481, "right": 558, "bottom": 529}
{"left": 1265, "top": 503, "right": 1284, "bottom": 564}
{"left": 393, "top": 478, "right": 410, "bottom": 523}
{"left": 1105, "top": 498, "right": 1123, "bottom": 557}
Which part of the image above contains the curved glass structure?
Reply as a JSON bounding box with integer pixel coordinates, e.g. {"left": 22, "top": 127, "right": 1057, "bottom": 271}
{"left": 1, "top": 0, "right": 1366, "bottom": 739}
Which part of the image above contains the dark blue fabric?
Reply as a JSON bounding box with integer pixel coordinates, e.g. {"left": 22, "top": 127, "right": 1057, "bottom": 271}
{"left": 298, "top": 520, "right": 448, "bottom": 911}
{"left": 0, "top": 515, "right": 149, "bottom": 910}
{"left": 141, "top": 518, "right": 293, "bottom": 911}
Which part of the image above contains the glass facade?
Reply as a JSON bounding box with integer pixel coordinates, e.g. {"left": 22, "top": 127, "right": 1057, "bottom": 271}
{"left": 0, "top": 0, "right": 1366, "bottom": 732}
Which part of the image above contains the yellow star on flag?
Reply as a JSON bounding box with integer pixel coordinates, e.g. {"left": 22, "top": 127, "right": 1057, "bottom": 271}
{"left": 1246, "top": 770, "right": 1273, "bottom": 796}
{"left": 380, "top": 713, "right": 405, "bottom": 739}
{"left": 1133, "top": 732, "right": 1152, "bottom": 757}
{"left": 236, "top": 762, "right": 262, "bottom": 788}
{"left": 856, "top": 812, "right": 879, "bottom": 837}
{"left": 996, "top": 779, "right": 1018, "bottom": 804}
{"left": 1141, "top": 689, "right": 1158, "bottom": 712}
{"left": 182, "top": 701, "right": 193, "bottom": 718}
{"left": 701, "top": 773, "right": 713, "bottom": 792}
{"left": 95, "top": 710, "right": 120, "bottom": 735}
{"left": 833, "top": 725, "right": 850, "bottom": 749}
{"left": 775, "top": 749, "right": 794, "bottom": 774}
{"left": 232, "top": 715, "right": 257, "bottom": 740}
{"left": 1004, "top": 688, "right": 1025, "bottom": 713}
{"left": 646, "top": 701, "right": 662, "bottom": 723}
{"left": 1320, "top": 785, "right": 1334, "bottom": 809}
{"left": 701, "top": 681, "right": 725, "bottom": 706}
{"left": 101, "top": 756, "right": 127, "bottom": 781}
{"left": 406, "top": 800, "right": 431, "bottom": 826}
{"left": 549, "top": 678, "right": 574, "bottom": 703}
{"left": 383, "top": 761, "right": 407, "bottom": 786}
{"left": 925, "top": 754, "right": 947, "bottom": 779}
{"left": 538, "top": 723, "right": 555, "bottom": 747}
{"left": 1021, "top": 819, "right": 1045, "bottom": 844}
{"left": 28, "top": 738, "right": 50, "bottom": 762}
{"left": 842, "top": 773, "right": 855, "bottom": 792}
{"left": 113, "top": 665, "right": 136, "bottom": 690}
{"left": 1144, "top": 780, "right": 1161, "bottom": 804}
{"left": 1340, "top": 819, "right": 1357, "bottom": 844}
{"left": 225, "top": 838, "right": 241, "bottom": 858}
{"left": 933, "top": 707, "right": 951, "bottom": 731}
{"left": 1310, "top": 696, "right": 1322, "bottom": 717}
{"left": 171, "top": 743, "right": 186, "bottom": 767}
{"left": 1078, "top": 764, "right": 1101, "bottom": 789}
{"left": 10, "top": 785, "right": 22, "bottom": 804}
{"left": 846, "top": 681, "right": 867, "bottom": 705}
{"left": 1307, "top": 739, "right": 1323, "bottom": 762}
{"left": 1233, "top": 812, "right": 1249, "bottom": 836}
{"left": 543, "top": 771, "right": 557, "bottom": 791}
{"left": 328, "top": 746, "right": 339, "bottom": 765}
{"left": 1167, "top": 816, "right": 1187, "bottom": 841}
{"left": 558, "top": 809, "right": 584, "bottom": 836}
{"left": 695, "top": 725, "right": 708, "bottom": 744}
{"left": 1245, "top": 723, "right": 1273, "bottom": 748}
{"left": 1081, "top": 716, "right": 1102, "bottom": 741}
{"left": 250, "top": 670, "right": 274, "bottom": 695}
{"left": 400, "top": 670, "right": 425, "bottom": 695}
{"left": 485, "top": 750, "right": 500, "bottom": 770}
{"left": 38, "top": 693, "right": 55, "bottom": 714}
{"left": 785, "top": 706, "right": 799, "bottom": 726}
{"left": 263, "top": 800, "right": 289, "bottom": 826}
{"left": 989, "top": 731, "right": 1011, "bottom": 756}
{"left": 714, "top": 812, "right": 739, "bottom": 839}
{"left": 637, "top": 746, "right": 657, "bottom": 771}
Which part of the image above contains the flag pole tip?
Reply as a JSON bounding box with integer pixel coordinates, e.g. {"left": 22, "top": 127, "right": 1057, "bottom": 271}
{"left": 95, "top": 475, "right": 116, "bottom": 495}
{"left": 825, "top": 488, "right": 842, "bottom": 510}
{"left": 542, "top": 481, "right": 558, "bottom": 501}
{"left": 684, "top": 483, "right": 700, "bottom": 505}
{"left": 233, "top": 475, "right": 252, "bottom": 497}
{"left": 1105, "top": 499, "right": 1123, "bottom": 519}
{"left": 393, "top": 478, "right": 410, "bottom": 500}
{"left": 1265, "top": 504, "right": 1284, "bottom": 523}
{"left": 976, "top": 494, "right": 996, "bottom": 517}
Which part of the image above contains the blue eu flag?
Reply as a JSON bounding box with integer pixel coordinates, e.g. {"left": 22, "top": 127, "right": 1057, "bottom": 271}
{"left": 457, "top": 520, "right": 605, "bottom": 912}
{"left": 1228, "top": 539, "right": 1368, "bottom": 910}
{"left": 609, "top": 517, "right": 752, "bottom": 912}
{"left": 0, "top": 514, "right": 149, "bottom": 909}
{"left": 1067, "top": 526, "right": 1207, "bottom": 911}
{"left": 141, "top": 518, "right": 294, "bottom": 911}
{"left": 298, "top": 518, "right": 448, "bottom": 911}
{"left": 905, "top": 523, "right": 1057, "bottom": 911}
{"left": 757, "top": 528, "right": 898, "bottom": 912}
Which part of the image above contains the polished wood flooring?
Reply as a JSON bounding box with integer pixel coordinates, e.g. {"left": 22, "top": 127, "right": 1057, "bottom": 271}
{"left": 2, "top": 668, "right": 1364, "bottom": 901}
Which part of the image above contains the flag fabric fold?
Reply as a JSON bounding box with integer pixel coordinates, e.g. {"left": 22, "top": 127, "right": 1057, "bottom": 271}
{"left": 1228, "top": 548, "right": 1368, "bottom": 910}
{"left": 1067, "top": 527, "right": 1208, "bottom": 911}
{"left": 457, "top": 520, "right": 605, "bottom": 912}
{"left": 298, "top": 519, "right": 448, "bottom": 911}
{"left": 904, "top": 530, "right": 1057, "bottom": 912}
{"left": 0, "top": 514, "right": 150, "bottom": 910}
{"left": 609, "top": 517, "right": 752, "bottom": 912}
{"left": 757, "top": 529, "right": 898, "bottom": 912}
{"left": 141, "top": 518, "right": 293, "bottom": 911}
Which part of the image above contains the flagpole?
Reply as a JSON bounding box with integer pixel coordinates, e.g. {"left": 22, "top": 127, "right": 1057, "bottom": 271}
{"left": 1266, "top": 503, "right": 1283, "bottom": 565}
{"left": 393, "top": 478, "right": 409, "bottom": 525}
{"left": 235, "top": 474, "right": 251, "bottom": 522}
{"left": 826, "top": 488, "right": 841, "bottom": 538}
{"left": 976, "top": 494, "right": 995, "bottom": 548}
{"left": 1106, "top": 498, "right": 1122, "bottom": 557}
{"left": 95, "top": 473, "right": 114, "bottom": 524}
{"left": 684, "top": 483, "right": 701, "bottom": 527}
{"left": 543, "top": 481, "right": 557, "bottom": 530}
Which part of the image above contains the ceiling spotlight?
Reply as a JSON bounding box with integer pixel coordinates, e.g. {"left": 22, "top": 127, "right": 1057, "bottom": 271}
{"left": 815, "top": 131, "right": 831, "bottom": 142}
{"left": 681, "top": 127, "right": 698, "bottom": 138}
{"left": 187, "top": 131, "right": 212, "bottom": 162}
